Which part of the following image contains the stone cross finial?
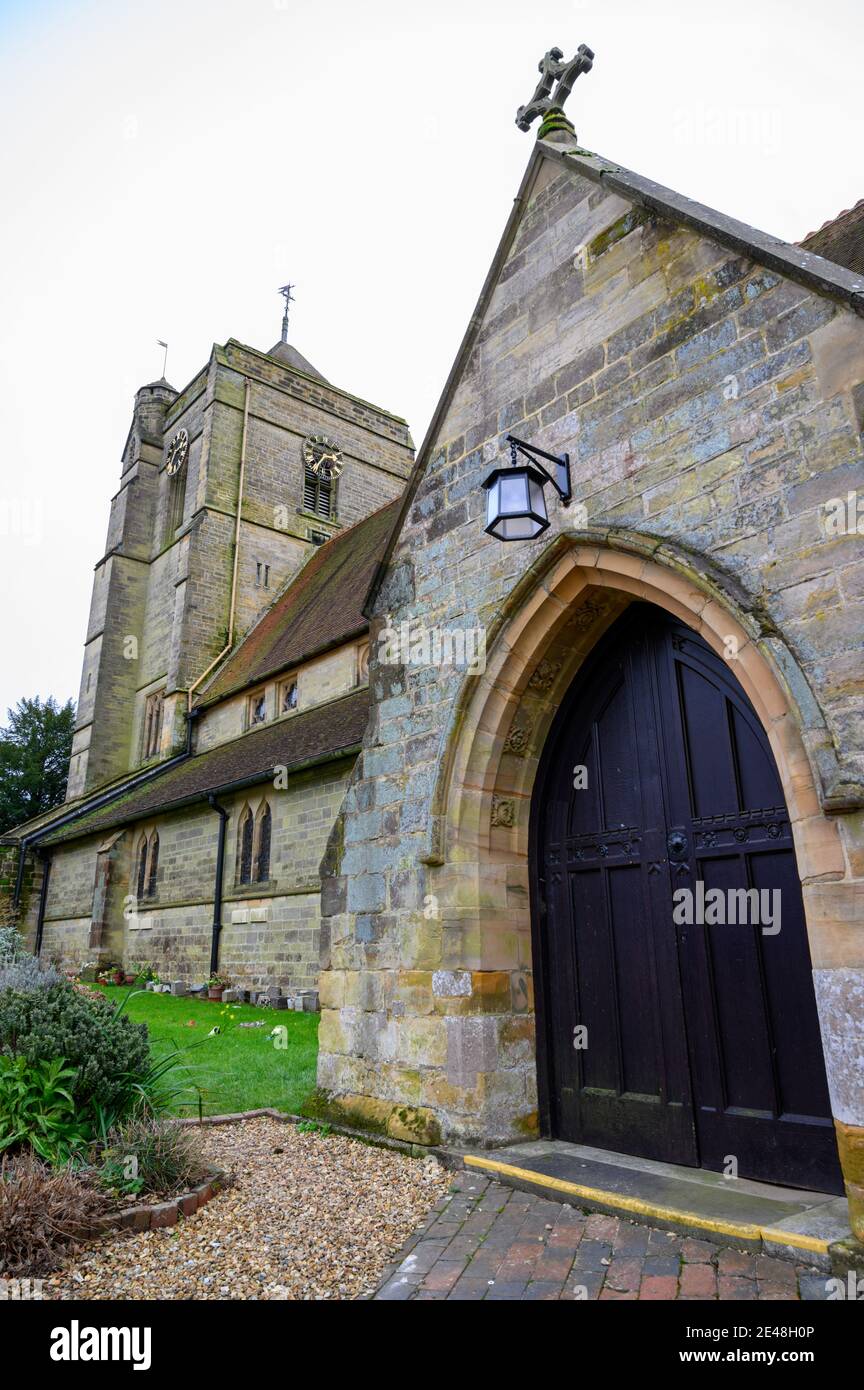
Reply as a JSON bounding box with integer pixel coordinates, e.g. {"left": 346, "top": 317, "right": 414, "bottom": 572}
{"left": 516, "top": 44, "right": 595, "bottom": 134}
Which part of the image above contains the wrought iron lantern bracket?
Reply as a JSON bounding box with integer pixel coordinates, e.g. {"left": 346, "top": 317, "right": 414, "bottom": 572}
{"left": 505, "top": 435, "right": 572, "bottom": 505}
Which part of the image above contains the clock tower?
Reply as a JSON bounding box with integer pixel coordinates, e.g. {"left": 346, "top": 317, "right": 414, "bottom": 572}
{"left": 65, "top": 331, "right": 413, "bottom": 801}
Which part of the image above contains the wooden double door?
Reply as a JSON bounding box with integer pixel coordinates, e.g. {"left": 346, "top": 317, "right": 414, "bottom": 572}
{"left": 530, "top": 604, "right": 842, "bottom": 1194}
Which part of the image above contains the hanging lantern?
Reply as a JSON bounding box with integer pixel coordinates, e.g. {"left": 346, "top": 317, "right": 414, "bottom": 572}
{"left": 481, "top": 436, "right": 571, "bottom": 542}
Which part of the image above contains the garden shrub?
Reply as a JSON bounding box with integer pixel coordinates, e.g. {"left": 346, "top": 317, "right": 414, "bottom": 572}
{"left": 0, "top": 1151, "right": 107, "bottom": 1276}
{"left": 0, "top": 1056, "right": 91, "bottom": 1164}
{"left": 0, "top": 953, "right": 63, "bottom": 993}
{"left": 0, "top": 927, "right": 64, "bottom": 991}
{"left": 0, "top": 926, "right": 23, "bottom": 961}
{"left": 0, "top": 983, "right": 150, "bottom": 1125}
{"left": 98, "top": 1114, "right": 209, "bottom": 1197}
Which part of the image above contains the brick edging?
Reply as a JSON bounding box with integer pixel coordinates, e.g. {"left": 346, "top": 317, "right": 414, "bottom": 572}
{"left": 88, "top": 1166, "right": 225, "bottom": 1236}
{"left": 175, "top": 1106, "right": 292, "bottom": 1127}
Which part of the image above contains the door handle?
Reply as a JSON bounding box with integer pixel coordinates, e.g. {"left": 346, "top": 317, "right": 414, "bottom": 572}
{"left": 667, "top": 830, "right": 689, "bottom": 859}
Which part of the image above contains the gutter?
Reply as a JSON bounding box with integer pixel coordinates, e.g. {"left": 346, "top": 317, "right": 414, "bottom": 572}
{"left": 207, "top": 795, "right": 229, "bottom": 978}
{"left": 42, "top": 739, "right": 364, "bottom": 848}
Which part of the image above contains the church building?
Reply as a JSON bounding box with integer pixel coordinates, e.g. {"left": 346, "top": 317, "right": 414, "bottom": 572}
{"left": 3, "top": 54, "right": 864, "bottom": 1248}
{"left": 1, "top": 327, "right": 413, "bottom": 994}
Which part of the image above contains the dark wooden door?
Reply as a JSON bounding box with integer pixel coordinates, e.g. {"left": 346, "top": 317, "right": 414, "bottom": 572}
{"left": 530, "top": 604, "right": 843, "bottom": 1194}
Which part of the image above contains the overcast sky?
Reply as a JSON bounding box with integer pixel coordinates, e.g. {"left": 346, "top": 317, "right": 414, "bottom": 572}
{"left": 1, "top": 0, "right": 861, "bottom": 720}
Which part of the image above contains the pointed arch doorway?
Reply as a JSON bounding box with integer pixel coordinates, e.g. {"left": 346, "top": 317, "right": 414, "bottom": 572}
{"left": 530, "top": 603, "right": 843, "bottom": 1195}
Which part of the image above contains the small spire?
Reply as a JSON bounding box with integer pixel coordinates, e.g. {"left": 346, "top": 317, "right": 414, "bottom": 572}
{"left": 277, "top": 283, "right": 295, "bottom": 344}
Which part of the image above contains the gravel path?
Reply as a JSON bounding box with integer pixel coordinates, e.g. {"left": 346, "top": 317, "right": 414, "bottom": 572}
{"left": 43, "top": 1118, "right": 450, "bottom": 1301}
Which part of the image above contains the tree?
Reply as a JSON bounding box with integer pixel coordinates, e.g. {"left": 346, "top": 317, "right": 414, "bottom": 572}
{"left": 0, "top": 697, "right": 75, "bottom": 834}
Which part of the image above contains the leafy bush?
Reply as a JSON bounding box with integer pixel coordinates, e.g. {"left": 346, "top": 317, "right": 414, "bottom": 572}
{"left": 0, "top": 1056, "right": 90, "bottom": 1164}
{"left": 0, "top": 927, "right": 64, "bottom": 991}
{"left": 0, "top": 982, "right": 150, "bottom": 1125}
{"left": 97, "top": 1114, "right": 209, "bottom": 1198}
{"left": 0, "top": 1151, "right": 106, "bottom": 1276}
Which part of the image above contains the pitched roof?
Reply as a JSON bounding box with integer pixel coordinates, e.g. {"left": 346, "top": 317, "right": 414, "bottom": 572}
{"left": 41, "top": 688, "right": 369, "bottom": 846}
{"left": 363, "top": 139, "right": 864, "bottom": 617}
{"left": 800, "top": 200, "right": 864, "bottom": 276}
{"left": 199, "top": 499, "right": 400, "bottom": 706}
{"left": 266, "top": 340, "right": 329, "bottom": 382}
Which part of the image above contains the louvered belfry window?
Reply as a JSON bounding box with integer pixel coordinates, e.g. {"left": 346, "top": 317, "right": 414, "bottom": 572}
{"left": 143, "top": 691, "right": 164, "bottom": 760}
{"left": 303, "top": 463, "right": 332, "bottom": 518}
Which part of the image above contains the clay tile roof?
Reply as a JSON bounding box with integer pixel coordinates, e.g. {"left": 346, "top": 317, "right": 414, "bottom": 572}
{"left": 41, "top": 687, "right": 370, "bottom": 846}
{"left": 799, "top": 199, "right": 864, "bottom": 276}
{"left": 199, "top": 498, "right": 399, "bottom": 706}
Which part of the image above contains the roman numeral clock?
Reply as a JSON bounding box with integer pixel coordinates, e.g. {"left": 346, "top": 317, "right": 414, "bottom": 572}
{"left": 165, "top": 428, "right": 188, "bottom": 475}
{"left": 303, "top": 433, "right": 344, "bottom": 482}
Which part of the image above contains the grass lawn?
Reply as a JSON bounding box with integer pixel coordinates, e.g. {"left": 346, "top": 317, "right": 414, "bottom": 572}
{"left": 97, "top": 985, "right": 319, "bottom": 1117}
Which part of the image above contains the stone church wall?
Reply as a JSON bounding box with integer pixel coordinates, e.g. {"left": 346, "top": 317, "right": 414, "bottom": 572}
{"left": 316, "top": 155, "right": 864, "bottom": 1168}
{"left": 22, "top": 756, "right": 354, "bottom": 992}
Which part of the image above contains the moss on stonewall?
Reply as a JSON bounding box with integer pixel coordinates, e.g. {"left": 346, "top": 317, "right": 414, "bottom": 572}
{"left": 586, "top": 208, "right": 649, "bottom": 262}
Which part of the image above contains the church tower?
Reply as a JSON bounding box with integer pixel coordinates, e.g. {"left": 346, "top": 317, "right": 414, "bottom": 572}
{"left": 66, "top": 322, "right": 414, "bottom": 801}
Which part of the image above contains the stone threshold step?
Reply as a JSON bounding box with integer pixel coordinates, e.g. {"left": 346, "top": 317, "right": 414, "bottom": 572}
{"left": 462, "top": 1142, "right": 855, "bottom": 1272}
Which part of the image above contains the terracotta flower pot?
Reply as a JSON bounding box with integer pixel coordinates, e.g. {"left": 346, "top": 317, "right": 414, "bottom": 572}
{"left": 112, "top": 971, "right": 124, "bottom": 986}
{"left": 208, "top": 987, "right": 224, "bottom": 1001}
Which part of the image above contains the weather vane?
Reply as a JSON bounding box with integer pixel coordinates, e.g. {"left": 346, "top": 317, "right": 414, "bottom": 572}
{"left": 516, "top": 44, "right": 595, "bottom": 137}
{"left": 278, "top": 283, "right": 295, "bottom": 344}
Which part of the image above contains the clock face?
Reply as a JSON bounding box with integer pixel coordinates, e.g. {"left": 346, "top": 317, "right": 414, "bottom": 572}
{"left": 165, "top": 429, "right": 189, "bottom": 476}
{"left": 303, "top": 433, "right": 343, "bottom": 481}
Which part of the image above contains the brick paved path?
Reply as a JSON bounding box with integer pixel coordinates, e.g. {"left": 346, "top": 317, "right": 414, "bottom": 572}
{"left": 373, "top": 1170, "right": 831, "bottom": 1301}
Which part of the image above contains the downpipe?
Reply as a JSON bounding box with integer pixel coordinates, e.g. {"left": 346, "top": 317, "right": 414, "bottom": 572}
{"left": 33, "top": 849, "right": 52, "bottom": 957}
{"left": 208, "top": 794, "right": 229, "bottom": 978}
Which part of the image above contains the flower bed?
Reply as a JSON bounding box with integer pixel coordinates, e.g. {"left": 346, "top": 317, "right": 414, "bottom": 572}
{"left": 88, "top": 1166, "right": 226, "bottom": 1235}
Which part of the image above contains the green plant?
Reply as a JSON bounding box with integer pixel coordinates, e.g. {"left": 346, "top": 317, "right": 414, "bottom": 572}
{"left": 0, "top": 1056, "right": 91, "bottom": 1164}
{"left": 207, "top": 974, "right": 229, "bottom": 988}
{"left": 296, "top": 1120, "right": 331, "bottom": 1137}
{"left": 97, "top": 1113, "right": 209, "bottom": 1198}
{"left": 121, "top": 962, "right": 160, "bottom": 986}
{"left": 0, "top": 926, "right": 24, "bottom": 962}
{"left": 0, "top": 952, "right": 63, "bottom": 993}
{"left": 0, "top": 981, "right": 150, "bottom": 1124}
